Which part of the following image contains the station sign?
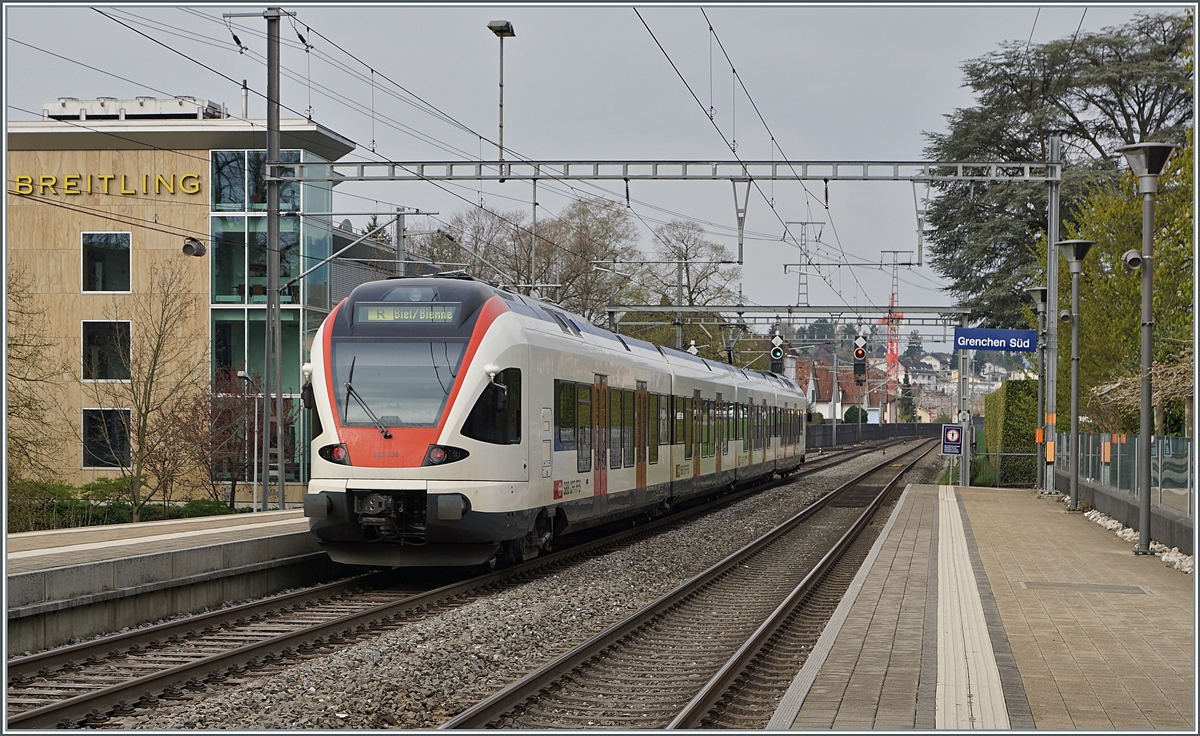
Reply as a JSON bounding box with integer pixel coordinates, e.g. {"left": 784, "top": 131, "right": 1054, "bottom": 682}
{"left": 954, "top": 328, "right": 1036, "bottom": 352}
{"left": 941, "top": 424, "right": 964, "bottom": 456}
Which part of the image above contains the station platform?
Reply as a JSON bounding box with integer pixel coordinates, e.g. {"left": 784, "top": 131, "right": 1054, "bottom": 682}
{"left": 6, "top": 509, "right": 351, "bottom": 653}
{"left": 770, "top": 484, "right": 1195, "bottom": 731}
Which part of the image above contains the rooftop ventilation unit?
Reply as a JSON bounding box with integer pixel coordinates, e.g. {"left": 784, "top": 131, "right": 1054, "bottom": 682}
{"left": 43, "top": 96, "right": 227, "bottom": 121}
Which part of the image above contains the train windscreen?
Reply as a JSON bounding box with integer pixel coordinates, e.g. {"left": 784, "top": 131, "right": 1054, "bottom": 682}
{"left": 330, "top": 340, "right": 466, "bottom": 428}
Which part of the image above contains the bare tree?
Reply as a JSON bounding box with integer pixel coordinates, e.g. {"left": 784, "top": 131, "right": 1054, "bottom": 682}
{"left": 6, "top": 264, "right": 69, "bottom": 482}
{"left": 410, "top": 206, "right": 527, "bottom": 287}
{"left": 409, "top": 198, "right": 644, "bottom": 324}
{"left": 641, "top": 220, "right": 741, "bottom": 307}
{"left": 534, "top": 197, "right": 643, "bottom": 323}
{"left": 81, "top": 259, "right": 209, "bottom": 522}
{"left": 189, "top": 370, "right": 265, "bottom": 509}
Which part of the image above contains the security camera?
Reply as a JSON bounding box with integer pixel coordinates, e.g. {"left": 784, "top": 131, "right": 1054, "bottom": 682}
{"left": 1122, "top": 249, "right": 1143, "bottom": 271}
{"left": 1059, "top": 309, "right": 1072, "bottom": 324}
{"left": 182, "top": 237, "right": 206, "bottom": 257}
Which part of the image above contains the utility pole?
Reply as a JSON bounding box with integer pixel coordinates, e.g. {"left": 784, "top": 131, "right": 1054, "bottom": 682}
{"left": 267, "top": 8, "right": 284, "bottom": 510}
{"left": 226, "top": 6, "right": 284, "bottom": 510}
{"left": 676, "top": 256, "right": 684, "bottom": 350}
{"left": 1044, "top": 135, "right": 1061, "bottom": 494}
{"left": 396, "top": 208, "right": 406, "bottom": 276}
{"left": 831, "top": 353, "right": 838, "bottom": 446}
{"left": 959, "top": 313, "right": 971, "bottom": 486}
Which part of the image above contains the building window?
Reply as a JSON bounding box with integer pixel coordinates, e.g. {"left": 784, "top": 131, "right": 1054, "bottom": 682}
{"left": 248, "top": 149, "right": 301, "bottom": 212}
{"left": 82, "top": 321, "right": 131, "bottom": 380}
{"left": 83, "top": 408, "right": 130, "bottom": 468}
{"left": 211, "top": 150, "right": 246, "bottom": 212}
{"left": 82, "top": 232, "right": 130, "bottom": 292}
{"left": 211, "top": 217, "right": 247, "bottom": 303}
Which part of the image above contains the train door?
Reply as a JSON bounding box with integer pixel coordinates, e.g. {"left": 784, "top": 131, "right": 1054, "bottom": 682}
{"left": 692, "top": 389, "right": 701, "bottom": 478}
{"left": 636, "top": 381, "right": 648, "bottom": 490}
{"left": 593, "top": 375, "right": 608, "bottom": 503}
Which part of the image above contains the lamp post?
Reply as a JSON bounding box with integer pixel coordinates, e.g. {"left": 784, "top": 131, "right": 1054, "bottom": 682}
{"left": 1056, "top": 240, "right": 1094, "bottom": 512}
{"left": 1025, "top": 286, "right": 1048, "bottom": 493}
{"left": 488, "top": 20, "right": 515, "bottom": 182}
{"left": 1117, "top": 141, "right": 1179, "bottom": 555}
{"left": 237, "top": 371, "right": 260, "bottom": 512}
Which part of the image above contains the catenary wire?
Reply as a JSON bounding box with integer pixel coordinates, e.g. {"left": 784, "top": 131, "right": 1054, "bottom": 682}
{"left": 633, "top": 8, "right": 861, "bottom": 311}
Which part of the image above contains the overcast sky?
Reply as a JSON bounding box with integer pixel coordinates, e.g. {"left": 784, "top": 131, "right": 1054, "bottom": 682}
{"left": 5, "top": 3, "right": 1184, "bottom": 344}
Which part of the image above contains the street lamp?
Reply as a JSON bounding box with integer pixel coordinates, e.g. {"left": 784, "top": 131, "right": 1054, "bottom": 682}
{"left": 1056, "top": 240, "right": 1094, "bottom": 512}
{"left": 488, "top": 20, "right": 515, "bottom": 182}
{"left": 1117, "top": 141, "right": 1179, "bottom": 554}
{"left": 1025, "top": 285, "right": 1048, "bottom": 492}
{"left": 236, "top": 370, "right": 260, "bottom": 512}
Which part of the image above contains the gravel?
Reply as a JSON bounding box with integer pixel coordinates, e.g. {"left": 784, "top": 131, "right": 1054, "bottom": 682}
{"left": 124, "top": 444, "right": 943, "bottom": 730}
{"left": 1070, "top": 497, "right": 1194, "bottom": 574}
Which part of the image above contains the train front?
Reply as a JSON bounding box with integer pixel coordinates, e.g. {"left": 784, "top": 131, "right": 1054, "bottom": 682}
{"left": 303, "top": 276, "right": 529, "bottom": 568}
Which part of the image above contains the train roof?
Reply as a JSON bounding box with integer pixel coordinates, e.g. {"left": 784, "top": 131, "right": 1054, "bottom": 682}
{"left": 346, "top": 275, "right": 800, "bottom": 389}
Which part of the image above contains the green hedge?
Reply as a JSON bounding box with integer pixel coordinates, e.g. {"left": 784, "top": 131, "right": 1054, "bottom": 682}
{"left": 6, "top": 479, "right": 246, "bottom": 533}
{"left": 982, "top": 379, "right": 1038, "bottom": 486}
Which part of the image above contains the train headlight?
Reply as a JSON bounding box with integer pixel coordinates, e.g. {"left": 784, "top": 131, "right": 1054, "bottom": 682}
{"left": 319, "top": 443, "right": 351, "bottom": 465}
{"left": 422, "top": 444, "right": 469, "bottom": 466}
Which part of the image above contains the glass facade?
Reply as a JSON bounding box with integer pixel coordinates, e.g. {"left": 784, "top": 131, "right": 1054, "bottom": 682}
{"left": 210, "top": 149, "right": 332, "bottom": 484}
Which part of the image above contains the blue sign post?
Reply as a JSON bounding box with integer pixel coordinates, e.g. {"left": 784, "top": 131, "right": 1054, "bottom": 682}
{"left": 954, "top": 328, "right": 1037, "bottom": 352}
{"left": 941, "top": 424, "right": 963, "bottom": 456}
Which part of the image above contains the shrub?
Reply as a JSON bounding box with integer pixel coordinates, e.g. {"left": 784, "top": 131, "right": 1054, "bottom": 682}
{"left": 180, "top": 498, "right": 239, "bottom": 517}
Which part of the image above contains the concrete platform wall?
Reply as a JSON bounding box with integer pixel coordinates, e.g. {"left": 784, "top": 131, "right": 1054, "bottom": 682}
{"left": 1053, "top": 470, "right": 1193, "bottom": 556}
{"left": 7, "top": 533, "right": 354, "bottom": 653}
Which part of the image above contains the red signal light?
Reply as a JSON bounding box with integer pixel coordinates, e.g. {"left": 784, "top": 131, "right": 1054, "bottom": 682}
{"left": 853, "top": 348, "right": 866, "bottom": 361}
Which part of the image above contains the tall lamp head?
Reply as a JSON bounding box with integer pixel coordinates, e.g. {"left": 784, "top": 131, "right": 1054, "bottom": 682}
{"left": 1117, "top": 142, "right": 1179, "bottom": 194}
{"left": 487, "top": 20, "right": 515, "bottom": 37}
{"left": 1056, "top": 239, "right": 1094, "bottom": 275}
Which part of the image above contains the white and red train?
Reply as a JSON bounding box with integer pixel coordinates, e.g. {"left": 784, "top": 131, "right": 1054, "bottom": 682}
{"left": 303, "top": 274, "right": 808, "bottom": 568}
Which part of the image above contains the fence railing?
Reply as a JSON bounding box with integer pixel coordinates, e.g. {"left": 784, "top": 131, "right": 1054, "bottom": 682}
{"left": 806, "top": 422, "right": 941, "bottom": 449}
{"left": 969, "top": 451, "right": 1039, "bottom": 488}
{"left": 1055, "top": 432, "right": 1194, "bottom": 519}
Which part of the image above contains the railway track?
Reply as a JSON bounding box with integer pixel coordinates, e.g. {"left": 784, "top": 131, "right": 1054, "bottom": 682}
{"left": 440, "top": 439, "right": 935, "bottom": 729}
{"left": 6, "top": 439, "right": 912, "bottom": 729}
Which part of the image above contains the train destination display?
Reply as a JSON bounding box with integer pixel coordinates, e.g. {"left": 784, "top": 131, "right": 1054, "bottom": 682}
{"left": 355, "top": 303, "right": 459, "bottom": 323}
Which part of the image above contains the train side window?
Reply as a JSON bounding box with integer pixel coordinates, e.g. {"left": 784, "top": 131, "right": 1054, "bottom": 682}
{"left": 576, "top": 384, "right": 592, "bottom": 473}
{"left": 684, "top": 394, "right": 694, "bottom": 460}
{"left": 648, "top": 394, "right": 660, "bottom": 464}
{"left": 674, "top": 396, "right": 685, "bottom": 446}
{"left": 662, "top": 393, "right": 672, "bottom": 444}
{"left": 609, "top": 389, "right": 622, "bottom": 470}
{"left": 702, "top": 400, "right": 712, "bottom": 457}
{"left": 623, "top": 389, "right": 635, "bottom": 467}
{"left": 555, "top": 380, "right": 576, "bottom": 450}
{"left": 741, "top": 401, "right": 748, "bottom": 452}
{"left": 462, "top": 368, "right": 521, "bottom": 445}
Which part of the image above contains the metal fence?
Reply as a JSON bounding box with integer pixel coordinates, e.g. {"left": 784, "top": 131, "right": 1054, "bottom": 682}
{"left": 1056, "top": 432, "right": 1194, "bottom": 519}
{"left": 969, "top": 451, "right": 1040, "bottom": 488}
{"left": 806, "top": 422, "right": 941, "bottom": 449}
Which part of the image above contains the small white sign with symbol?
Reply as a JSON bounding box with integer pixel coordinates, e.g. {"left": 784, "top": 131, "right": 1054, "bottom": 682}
{"left": 854, "top": 335, "right": 867, "bottom": 349}
{"left": 771, "top": 335, "right": 784, "bottom": 347}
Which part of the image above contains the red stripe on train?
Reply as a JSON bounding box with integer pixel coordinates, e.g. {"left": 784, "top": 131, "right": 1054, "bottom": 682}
{"left": 322, "top": 295, "right": 511, "bottom": 468}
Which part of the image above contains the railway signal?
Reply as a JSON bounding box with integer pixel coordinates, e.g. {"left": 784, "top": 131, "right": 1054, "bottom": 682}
{"left": 853, "top": 335, "right": 866, "bottom": 383}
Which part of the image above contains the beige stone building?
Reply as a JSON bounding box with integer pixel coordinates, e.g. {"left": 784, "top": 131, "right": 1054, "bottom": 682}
{"left": 7, "top": 96, "right": 353, "bottom": 505}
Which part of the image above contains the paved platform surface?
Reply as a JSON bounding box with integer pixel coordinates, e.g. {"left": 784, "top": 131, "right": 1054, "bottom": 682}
{"left": 770, "top": 484, "right": 1195, "bottom": 730}
{"left": 6, "top": 509, "right": 307, "bottom": 575}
